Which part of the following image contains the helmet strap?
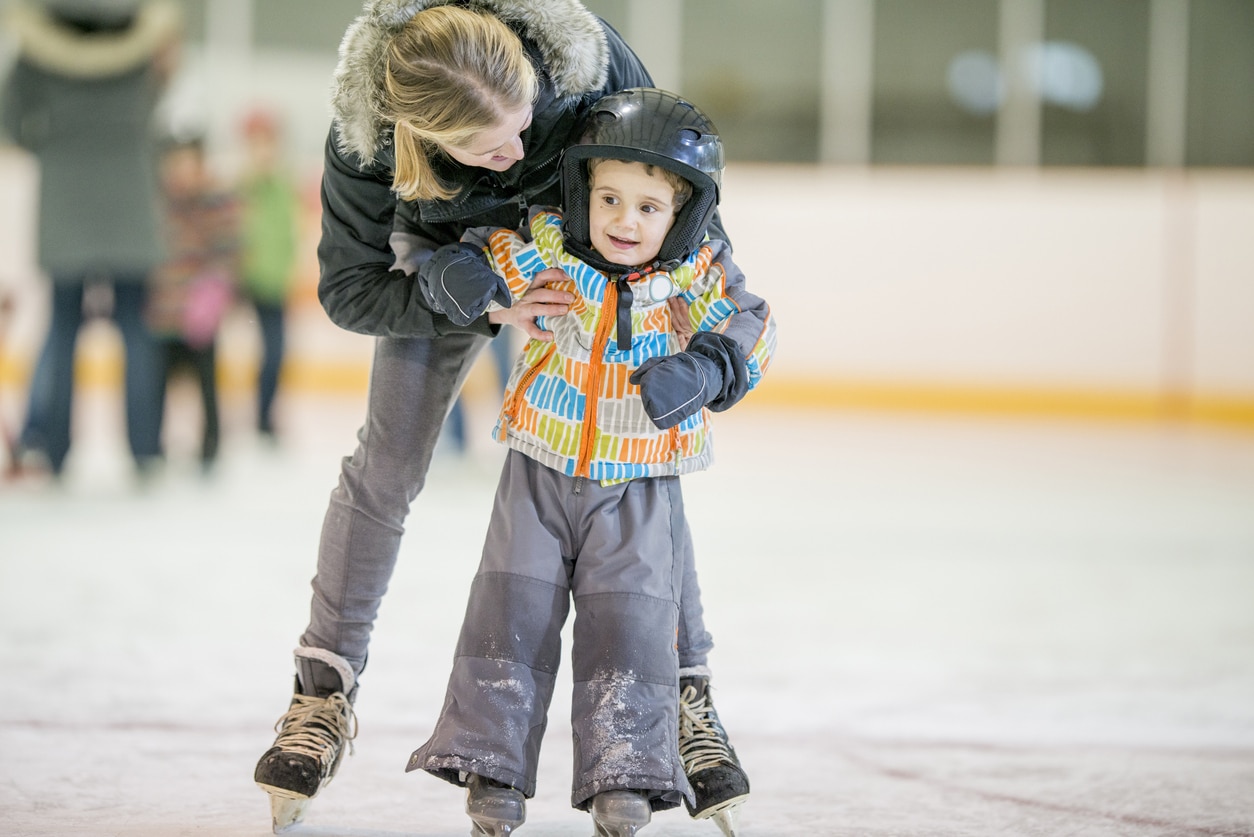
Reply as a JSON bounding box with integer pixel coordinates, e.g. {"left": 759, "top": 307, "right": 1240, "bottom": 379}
{"left": 614, "top": 276, "right": 636, "bottom": 351}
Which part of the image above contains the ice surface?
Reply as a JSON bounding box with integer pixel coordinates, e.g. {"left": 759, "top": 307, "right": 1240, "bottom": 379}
{"left": 2, "top": 392, "right": 1253, "bottom": 836}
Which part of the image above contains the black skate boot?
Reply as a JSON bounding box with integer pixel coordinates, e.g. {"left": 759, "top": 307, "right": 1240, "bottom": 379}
{"left": 679, "top": 673, "right": 749, "bottom": 837}
{"left": 465, "top": 773, "right": 526, "bottom": 836}
{"left": 590, "top": 789, "right": 651, "bottom": 837}
{"left": 254, "top": 648, "right": 359, "bottom": 833}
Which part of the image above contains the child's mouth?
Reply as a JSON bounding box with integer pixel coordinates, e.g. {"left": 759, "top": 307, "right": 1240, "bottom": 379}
{"left": 608, "top": 235, "right": 637, "bottom": 249}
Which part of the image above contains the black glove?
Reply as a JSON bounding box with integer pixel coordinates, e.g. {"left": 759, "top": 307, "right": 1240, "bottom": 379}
{"left": 417, "top": 242, "right": 512, "bottom": 326}
{"left": 629, "top": 331, "right": 751, "bottom": 429}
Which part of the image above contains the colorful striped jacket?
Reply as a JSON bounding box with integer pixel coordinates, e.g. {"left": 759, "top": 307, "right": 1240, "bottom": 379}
{"left": 466, "top": 209, "right": 776, "bottom": 483}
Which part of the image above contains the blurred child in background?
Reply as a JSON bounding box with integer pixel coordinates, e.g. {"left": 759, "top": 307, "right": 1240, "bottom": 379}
{"left": 148, "top": 135, "right": 238, "bottom": 474}
{"left": 237, "top": 108, "right": 300, "bottom": 443}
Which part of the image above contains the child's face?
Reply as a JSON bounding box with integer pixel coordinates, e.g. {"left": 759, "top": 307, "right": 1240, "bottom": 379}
{"left": 587, "top": 159, "right": 679, "bottom": 268}
{"left": 161, "top": 146, "right": 204, "bottom": 195}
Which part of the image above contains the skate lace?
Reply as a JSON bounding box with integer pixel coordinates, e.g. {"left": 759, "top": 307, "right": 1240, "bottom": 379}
{"left": 679, "top": 684, "right": 733, "bottom": 775}
{"left": 273, "top": 692, "right": 358, "bottom": 769}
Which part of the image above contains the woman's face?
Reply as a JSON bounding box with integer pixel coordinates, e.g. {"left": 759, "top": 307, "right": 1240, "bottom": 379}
{"left": 440, "top": 104, "right": 533, "bottom": 171}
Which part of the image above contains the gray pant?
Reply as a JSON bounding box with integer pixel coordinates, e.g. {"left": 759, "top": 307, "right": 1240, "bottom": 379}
{"left": 408, "top": 450, "right": 693, "bottom": 811}
{"left": 299, "top": 335, "right": 714, "bottom": 675}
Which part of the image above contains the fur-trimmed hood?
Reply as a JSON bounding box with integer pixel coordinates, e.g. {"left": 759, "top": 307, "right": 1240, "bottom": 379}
{"left": 3, "top": 1, "right": 180, "bottom": 79}
{"left": 332, "top": 0, "right": 609, "bottom": 164}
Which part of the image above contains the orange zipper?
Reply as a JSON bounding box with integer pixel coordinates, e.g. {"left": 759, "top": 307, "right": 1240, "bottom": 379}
{"left": 498, "top": 341, "right": 556, "bottom": 443}
{"left": 575, "top": 281, "right": 619, "bottom": 477}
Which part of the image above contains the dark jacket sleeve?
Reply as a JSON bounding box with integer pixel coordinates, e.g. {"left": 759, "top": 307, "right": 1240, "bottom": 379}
{"left": 707, "top": 240, "right": 772, "bottom": 361}
{"left": 316, "top": 126, "right": 494, "bottom": 338}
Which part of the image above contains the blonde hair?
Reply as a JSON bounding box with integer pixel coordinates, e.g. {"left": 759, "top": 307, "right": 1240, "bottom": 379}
{"left": 382, "top": 6, "right": 538, "bottom": 202}
{"left": 588, "top": 157, "right": 693, "bottom": 209}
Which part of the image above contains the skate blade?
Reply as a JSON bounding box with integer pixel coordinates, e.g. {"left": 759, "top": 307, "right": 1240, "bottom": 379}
{"left": 267, "top": 792, "right": 310, "bottom": 834}
{"left": 466, "top": 792, "right": 524, "bottom": 835}
{"left": 591, "top": 791, "right": 650, "bottom": 837}
{"left": 593, "top": 824, "right": 645, "bottom": 837}
{"left": 705, "top": 801, "right": 744, "bottom": 837}
{"left": 471, "top": 823, "right": 515, "bottom": 837}
{"left": 471, "top": 816, "right": 523, "bottom": 837}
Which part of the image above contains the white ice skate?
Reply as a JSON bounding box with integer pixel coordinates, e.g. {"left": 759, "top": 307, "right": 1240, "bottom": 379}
{"left": 466, "top": 773, "right": 526, "bottom": 836}
{"left": 590, "top": 789, "right": 651, "bottom": 836}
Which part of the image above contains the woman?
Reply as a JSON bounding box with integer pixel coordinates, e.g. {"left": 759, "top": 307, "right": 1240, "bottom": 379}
{"left": 254, "top": 3, "right": 757, "bottom": 833}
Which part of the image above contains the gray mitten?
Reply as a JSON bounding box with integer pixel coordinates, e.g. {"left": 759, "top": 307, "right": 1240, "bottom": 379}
{"left": 418, "top": 242, "right": 512, "bottom": 326}
{"left": 629, "top": 331, "right": 751, "bottom": 429}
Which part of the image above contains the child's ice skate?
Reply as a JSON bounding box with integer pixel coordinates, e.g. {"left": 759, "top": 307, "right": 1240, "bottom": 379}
{"left": 254, "top": 648, "right": 358, "bottom": 833}
{"left": 589, "top": 789, "right": 651, "bottom": 836}
{"left": 679, "top": 674, "right": 749, "bottom": 837}
{"left": 465, "top": 773, "right": 526, "bottom": 836}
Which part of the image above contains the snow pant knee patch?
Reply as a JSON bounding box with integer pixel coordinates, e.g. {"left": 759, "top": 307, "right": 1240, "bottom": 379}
{"left": 457, "top": 572, "right": 569, "bottom": 674}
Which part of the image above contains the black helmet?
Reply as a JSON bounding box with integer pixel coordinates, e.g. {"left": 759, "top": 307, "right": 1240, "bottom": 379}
{"left": 561, "top": 88, "right": 724, "bottom": 273}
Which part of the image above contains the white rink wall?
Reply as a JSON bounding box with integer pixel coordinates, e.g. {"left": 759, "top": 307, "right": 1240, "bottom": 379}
{"left": 716, "top": 165, "right": 1254, "bottom": 421}
{"left": 2, "top": 148, "right": 1253, "bottom": 425}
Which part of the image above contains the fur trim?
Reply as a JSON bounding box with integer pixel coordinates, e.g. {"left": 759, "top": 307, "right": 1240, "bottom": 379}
{"left": 679, "top": 665, "right": 713, "bottom": 681}
{"left": 332, "top": 0, "right": 608, "bottom": 164}
{"left": 293, "top": 646, "right": 358, "bottom": 693}
{"left": 4, "top": 1, "right": 180, "bottom": 79}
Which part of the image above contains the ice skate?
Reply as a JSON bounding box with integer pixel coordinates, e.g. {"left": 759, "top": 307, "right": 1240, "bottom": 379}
{"left": 590, "top": 789, "right": 651, "bottom": 836}
{"left": 679, "top": 674, "right": 749, "bottom": 837}
{"left": 254, "top": 648, "right": 358, "bottom": 833}
{"left": 465, "top": 773, "right": 526, "bottom": 836}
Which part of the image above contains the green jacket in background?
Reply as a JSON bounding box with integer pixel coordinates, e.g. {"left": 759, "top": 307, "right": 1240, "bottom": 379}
{"left": 240, "top": 172, "right": 300, "bottom": 304}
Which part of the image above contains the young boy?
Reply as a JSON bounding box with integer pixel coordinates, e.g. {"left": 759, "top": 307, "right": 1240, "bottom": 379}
{"left": 407, "top": 88, "right": 776, "bottom": 837}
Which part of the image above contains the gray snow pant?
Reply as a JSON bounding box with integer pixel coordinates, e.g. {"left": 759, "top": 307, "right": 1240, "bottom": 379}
{"left": 299, "top": 334, "right": 714, "bottom": 676}
{"left": 407, "top": 450, "right": 695, "bottom": 812}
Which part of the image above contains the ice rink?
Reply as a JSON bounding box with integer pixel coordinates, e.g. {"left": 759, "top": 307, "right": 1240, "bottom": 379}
{"left": 2, "top": 390, "right": 1254, "bottom": 836}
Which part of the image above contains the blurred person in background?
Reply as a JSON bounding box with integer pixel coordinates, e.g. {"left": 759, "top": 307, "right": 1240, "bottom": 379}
{"left": 0, "top": 0, "right": 181, "bottom": 482}
{"left": 253, "top": 2, "right": 755, "bottom": 834}
{"left": 148, "top": 134, "right": 238, "bottom": 476}
{"left": 237, "top": 107, "right": 300, "bottom": 444}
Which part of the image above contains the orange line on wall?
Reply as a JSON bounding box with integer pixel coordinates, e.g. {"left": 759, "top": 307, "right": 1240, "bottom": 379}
{"left": 2, "top": 358, "right": 1252, "bottom": 430}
